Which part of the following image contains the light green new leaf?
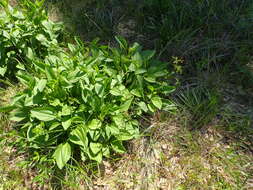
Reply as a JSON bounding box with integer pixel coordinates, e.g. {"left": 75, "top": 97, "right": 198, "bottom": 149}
{"left": 135, "top": 68, "right": 147, "bottom": 75}
{"left": 36, "top": 34, "right": 48, "bottom": 44}
{"left": 115, "top": 132, "right": 134, "bottom": 141}
{"left": 0, "top": 66, "right": 7, "bottom": 76}
{"left": 151, "top": 96, "right": 163, "bottom": 109}
{"left": 113, "top": 115, "right": 125, "bottom": 127}
{"left": 26, "top": 47, "right": 34, "bottom": 60}
{"left": 53, "top": 143, "right": 71, "bottom": 169}
{"left": 144, "top": 76, "right": 156, "bottom": 83}
{"left": 90, "top": 142, "right": 102, "bottom": 155}
{"left": 138, "top": 102, "right": 148, "bottom": 112}
{"left": 61, "top": 105, "right": 72, "bottom": 116}
{"left": 62, "top": 118, "right": 72, "bottom": 130}
{"left": 130, "top": 89, "right": 142, "bottom": 97}
{"left": 118, "top": 98, "right": 133, "bottom": 112}
{"left": 31, "top": 107, "right": 56, "bottom": 121}
{"left": 110, "top": 87, "right": 122, "bottom": 96}
{"left": 68, "top": 43, "right": 76, "bottom": 53}
{"left": 95, "top": 83, "right": 103, "bottom": 97}
{"left": 16, "top": 63, "right": 25, "bottom": 70}
{"left": 88, "top": 119, "right": 102, "bottom": 130}
{"left": 37, "top": 79, "right": 47, "bottom": 92}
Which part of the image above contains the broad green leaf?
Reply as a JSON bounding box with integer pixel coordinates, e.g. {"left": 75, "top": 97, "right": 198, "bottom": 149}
{"left": 36, "top": 34, "right": 48, "bottom": 44}
{"left": 27, "top": 124, "right": 36, "bottom": 142}
{"left": 104, "top": 67, "right": 116, "bottom": 76}
{"left": 129, "top": 63, "right": 136, "bottom": 72}
{"left": 88, "top": 119, "right": 102, "bottom": 130}
{"left": 62, "top": 117, "right": 72, "bottom": 130}
{"left": 106, "top": 124, "right": 120, "bottom": 136}
{"left": 102, "top": 147, "right": 110, "bottom": 158}
{"left": 24, "top": 93, "right": 43, "bottom": 106}
{"left": 125, "top": 122, "right": 139, "bottom": 136}
{"left": 69, "top": 125, "right": 88, "bottom": 147}
{"left": 111, "top": 140, "right": 126, "bottom": 153}
{"left": 148, "top": 67, "right": 168, "bottom": 77}
{"left": 49, "top": 122, "right": 61, "bottom": 131}
{"left": 0, "top": 66, "right": 7, "bottom": 76}
{"left": 129, "top": 42, "right": 141, "bottom": 54}
{"left": 110, "top": 87, "right": 121, "bottom": 96}
{"left": 115, "top": 132, "right": 134, "bottom": 141}
{"left": 88, "top": 149, "right": 102, "bottom": 163}
{"left": 148, "top": 103, "right": 156, "bottom": 112}
{"left": 113, "top": 115, "right": 125, "bottom": 127}
{"left": 17, "top": 71, "right": 35, "bottom": 87}
{"left": 16, "top": 63, "right": 25, "bottom": 70}
{"left": 138, "top": 102, "right": 148, "bottom": 112}
{"left": 151, "top": 96, "right": 163, "bottom": 109}
{"left": 45, "top": 66, "right": 56, "bottom": 80}
{"left": 53, "top": 143, "right": 71, "bottom": 169}
{"left": 31, "top": 107, "right": 56, "bottom": 121}
{"left": 144, "top": 76, "right": 156, "bottom": 83}
{"left": 26, "top": 47, "right": 34, "bottom": 60}
{"left": 3, "top": 30, "right": 10, "bottom": 39}
{"left": 90, "top": 142, "right": 102, "bottom": 155}
{"left": 61, "top": 105, "right": 72, "bottom": 116}
{"left": 12, "top": 9, "right": 25, "bottom": 19}
{"left": 10, "top": 109, "right": 27, "bottom": 122}
{"left": 162, "top": 99, "right": 177, "bottom": 112}
{"left": 89, "top": 130, "right": 101, "bottom": 141}
{"left": 135, "top": 68, "right": 147, "bottom": 75}
{"left": 137, "top": 75, "right": 144, "bottom": 91}
{"left": 130, "top": 89, "right": 142, "bottom": 97}
{"left": 95, "top": 83, "right": 103, "bottom": 97}
{"left": 161, "top": 85, "right": 176, "bottom": 94}
{"left": 132, "top": 52, "right": 142, "bottom": 66}
{"left": 118, "top": 98, "right": 133, "bottom": 112}
{"left": 37, "top": 79, "right": 47, "bottom": 92}
{"left": 33, "top": 60, "right": 46, "bottom": 72}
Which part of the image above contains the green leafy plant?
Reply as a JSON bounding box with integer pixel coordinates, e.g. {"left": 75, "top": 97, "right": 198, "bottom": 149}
{"left": 2, "top": 33, "right": 175, "bottom": 169}
{"left": 0, "top": 1, "right": 62, "bottom": 78}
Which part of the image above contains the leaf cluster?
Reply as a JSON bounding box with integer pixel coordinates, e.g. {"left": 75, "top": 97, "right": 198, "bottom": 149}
{"left": 0, "top": 1, "right": 62, "bottom": 77}
{"left": 1, "top": 2, "right": 176, "bottom": 169}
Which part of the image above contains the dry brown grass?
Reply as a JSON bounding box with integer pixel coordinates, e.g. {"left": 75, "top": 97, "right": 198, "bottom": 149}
{"left": 87, "top": 115, "right": 253, "bottom": 190}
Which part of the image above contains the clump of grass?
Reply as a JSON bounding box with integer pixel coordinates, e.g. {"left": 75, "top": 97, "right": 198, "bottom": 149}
{"left": 175, "top": 87, "right": 219, "bottom": 129}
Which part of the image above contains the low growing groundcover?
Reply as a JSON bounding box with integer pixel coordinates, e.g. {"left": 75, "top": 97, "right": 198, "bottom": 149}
{"left": 0, "top": 1, "right": 176, "bottom": 170}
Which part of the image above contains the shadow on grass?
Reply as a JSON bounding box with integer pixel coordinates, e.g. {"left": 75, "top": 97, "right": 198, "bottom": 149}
{"left": 46, "top": 0, "right": 253, "bottom": 63}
